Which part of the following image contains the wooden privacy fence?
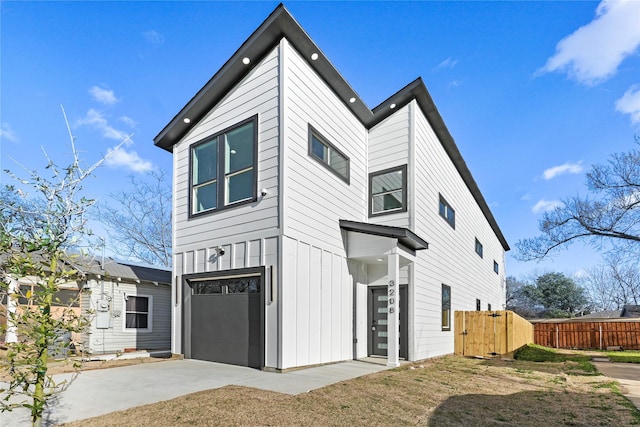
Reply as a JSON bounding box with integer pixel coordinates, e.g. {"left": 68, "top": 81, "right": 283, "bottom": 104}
{"left": 533, "top": 319, "right": 640, "bottom": 350}
{"left": 454, "top": 310, "right": 534, "bottom": 357}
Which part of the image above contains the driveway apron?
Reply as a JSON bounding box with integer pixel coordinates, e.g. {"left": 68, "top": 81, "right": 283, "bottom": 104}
{"left": 0, "top": 359, "right": 390, "bottom": 426}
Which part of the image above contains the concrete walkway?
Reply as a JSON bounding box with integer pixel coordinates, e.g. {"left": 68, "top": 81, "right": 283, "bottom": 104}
{"left": 593, "top": 361, "right": 640, "bottom": 410}
{"left": 0, "top": 359, "right": 391, "bottom": 426}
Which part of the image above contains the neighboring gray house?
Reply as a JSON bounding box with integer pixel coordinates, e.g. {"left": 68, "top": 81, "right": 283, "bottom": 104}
{"left": 78, "top": 258, "right": 172, "bottom": 354}
{"left": 155, "top": 5, "right": 509, "bottom": 370}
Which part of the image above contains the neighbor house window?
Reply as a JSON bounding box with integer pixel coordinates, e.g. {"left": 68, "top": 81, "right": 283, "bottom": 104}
{"left": 439, "top": 195, "right": 455, "bottom": 228}
{"left": 494, "top": 261, "right": 499, "bottom": 274}
{"left": 308, "top": 125, "right": 350, "bottom": 183}
{"left": 369, "top": 165, "right": 407, "bottom": 216}
{"left": 476, "top": 299, "right": 481, "bottom": 311}
{"left": 124, "top": 295, "right": 152, "bottom": 331}
{"left": 475, "top": 238, "right": 483, "bottom": 258}
{"left": 191, "top": 116, "right": 258, "bottom": 215}
{"left": 442, "top": 284, "right": 451, "bottom": 331}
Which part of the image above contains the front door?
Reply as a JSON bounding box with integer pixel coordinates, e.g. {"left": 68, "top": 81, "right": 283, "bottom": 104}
{"left": 368, "top": 286, "right": 407, "bottom": 359}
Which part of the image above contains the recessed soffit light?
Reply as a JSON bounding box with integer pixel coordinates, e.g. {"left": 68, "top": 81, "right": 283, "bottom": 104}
{"left": 311, "top": 52, "right": 319, "bottom": 61}
{"left": 349, "top": 97, "right": 356, "bottom": 104}
{"left": 183, "top": 118, "right": 191, "bottom": 124}
{"left": 242, "top": 57, "right": 251, "bottom": 65}
{"left": 390, "top": 103, "right": 397, "bottom": 109}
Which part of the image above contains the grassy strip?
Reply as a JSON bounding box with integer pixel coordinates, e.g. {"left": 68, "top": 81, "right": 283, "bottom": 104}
{"left": 606, "top": 353, "right": 640, "bottom": 364}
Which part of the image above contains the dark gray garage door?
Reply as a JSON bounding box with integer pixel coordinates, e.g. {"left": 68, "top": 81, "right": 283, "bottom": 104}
{"left": 187, "top": 272, "right": 264, "bottom": 369}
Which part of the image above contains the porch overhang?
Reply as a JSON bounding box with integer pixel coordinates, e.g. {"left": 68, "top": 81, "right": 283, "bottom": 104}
{"left": 339, "top": 220, "right": 429, "bottom": 264}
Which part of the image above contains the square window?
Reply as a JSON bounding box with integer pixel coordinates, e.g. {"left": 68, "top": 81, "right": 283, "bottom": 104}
{"left": 190, "top": 116, "right": 257, "bottom": 215}
{"left": 475, "top": 238, "right": 483, "bottom": 258}
{"left": 124, "top": 295, "right": 152, "bottom": 331}
{"left": 439, "top": 195, "right": 455, "bottom": 228}
{"left": 442, "top": 284, "right": 451, "bottom": 331}
{"left": 308, "top": 125, "right": 350, "bottom": 183}
{"left": 369, "top": 165, "right": 407, "bottom": 216}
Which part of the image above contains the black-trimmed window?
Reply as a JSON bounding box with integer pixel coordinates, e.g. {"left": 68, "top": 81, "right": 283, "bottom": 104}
{"left": 488, "top": 303, "right": 492, "bottom": 311}
{"left": 476, "top": 298, "right": 481, "bottom": 311}
{"left": 442, "top": 284, "right": 451, "bottom": 331}
{"left": 475, "top": 238, "right": 483, "bottom": 258}
{"left": 308, "top": 124, "right": 350, "bottom": 183}
{"left": 493, "top": 261, "right": 499, "bottom": 274}
{"left": 190, "top": 116, "right": 258, "bottom": 215}
{"left": 438, "top": 195, "right": 455, "bottom": 228}
{"left": 369, "top": 165, "right": 407, "bottom": 216}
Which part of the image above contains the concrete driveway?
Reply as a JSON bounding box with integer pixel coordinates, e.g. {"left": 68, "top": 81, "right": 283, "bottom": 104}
{"left": 593, "top": 361, "right": 640, "bottom": 410}
{"left": 0, "top": 359, "right": 390, "bottom": 426}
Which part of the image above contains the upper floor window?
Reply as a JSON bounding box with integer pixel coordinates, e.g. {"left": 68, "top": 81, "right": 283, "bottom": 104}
{"left": 494, "top": 261, "right": 499, "bottom": 274}
{"left": 476, "top": 298, "right": 481, "bottom": 311}
{"left": 369, "top": 165, "right": 407, "bottom": 217}
{"left": 438, "top": 195, "right": 455, "bottom": 228}
{"left": 475, "top": 238, "right": 483, "bottom": 258}
{"left": 308, "top": 125, "right": 350, "bottom": 184}
{"left": 190, "top": 116, "right": 258, "bottom": 215}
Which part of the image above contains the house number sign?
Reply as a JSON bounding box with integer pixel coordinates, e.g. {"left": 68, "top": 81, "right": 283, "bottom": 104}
{"left": 388, "top": 279, "right": 395, "bottom": 314}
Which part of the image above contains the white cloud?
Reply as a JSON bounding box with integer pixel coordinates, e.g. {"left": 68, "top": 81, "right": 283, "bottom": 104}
{"left": 118, "top": 116, "right": 138, "bottom": 128}
{"left": 532, "top": 199, "right": 564, "bottom": 214}
{"left": 0, "top": 123, "right": 18, "bottom": 143}
{"left": 76, "top": 109, "right": 132, "bottom": 143}
{"left": 542, "top": 161, "right": 583, "bottom": 180}
{"left": 89, "top": 86, "right": 119, "bottom": 105}
{"left": 538, "top": 0, "right": 640, "bottom": 85}
{"left": 104, "top": 146, "right": 154, "bottom": 173}
{"left": 616, "top": 85, "right": 640, "bottom": 124}
{"left": 144, "top": 30, "right": 164, "bottom": 45}
{"left": 437, "top": 57, "right": 459, "bottom": 70}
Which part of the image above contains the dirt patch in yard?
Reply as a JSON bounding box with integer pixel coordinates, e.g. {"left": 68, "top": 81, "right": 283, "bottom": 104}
{"left": 61, "top": 355, "right": 640, "bottom": 427}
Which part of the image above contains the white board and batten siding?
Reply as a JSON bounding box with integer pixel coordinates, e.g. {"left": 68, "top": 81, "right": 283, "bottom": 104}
{"left": 277, "top": 39, "right": 366, "bottom": 369}
{"left": 84, "top": 279, "right": 171, "bottom": 354}
{"left": 170, "top": 46, "right": 283, "bottom": 362}
{"left": 410, "top": 100, "right": 506, "bottom": 359}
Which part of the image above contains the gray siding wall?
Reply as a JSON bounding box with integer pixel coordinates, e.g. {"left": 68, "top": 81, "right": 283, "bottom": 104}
{"left": 84, "top": 279, "right": 171, "bottom": 354}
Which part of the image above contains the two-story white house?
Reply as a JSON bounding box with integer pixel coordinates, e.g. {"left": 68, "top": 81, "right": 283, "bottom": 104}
{"left": 154, "top": 5, "right": 509, "bottom": 371}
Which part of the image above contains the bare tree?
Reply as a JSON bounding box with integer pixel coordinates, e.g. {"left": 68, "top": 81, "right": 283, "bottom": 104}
{"left": 581, "top": 253, "right": 640, "bottom": 312}
{"left": 0, "top": 107, "right": 129, "bottom": 426}
{"left": 516, "top": 139, "right": 640, "bottom": 261}
{"left": 94, "top": 170, "right": 171, "bottom": 267}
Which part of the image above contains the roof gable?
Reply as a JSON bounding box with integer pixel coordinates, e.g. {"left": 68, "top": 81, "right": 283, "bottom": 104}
{"left": 153, "top": 4, "right": 509, "bottom": 251}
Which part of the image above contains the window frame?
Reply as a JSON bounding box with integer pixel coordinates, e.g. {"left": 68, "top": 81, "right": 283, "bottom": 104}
{"left": 123, "top": 294, "right": 153, "bottom": 333}
{"left": 438, "top": 194, "right": 455, "bottom": 229}
{"left": 493, "top": 260, "right": 499, "bottom": 274}
{"left": 369, "top": 165, "right": 408, "bottom": 217}
{"left": 441, "top": 284, "right": 451, "bottom": 331}
{"left": 308, "top": 124, "right": 350, "bottom": 184}
{"left": 475, "top": 238, "right": 484, "bottom": 258}
{"left": 189, "top": 115, "right": 259, "bottom": 217}
{"left": 476, "top": 298, "right": 481, "bottom": 311}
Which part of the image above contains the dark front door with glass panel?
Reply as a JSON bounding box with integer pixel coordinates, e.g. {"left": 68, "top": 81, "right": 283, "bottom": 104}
{"left": 368, "top": 286, "right": 408, "bottom": 359}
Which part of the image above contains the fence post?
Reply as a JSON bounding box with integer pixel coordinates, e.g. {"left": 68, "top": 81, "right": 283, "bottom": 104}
{"left": 599, "top": 325, "right": 602, "bottom": 350}
{"left": 555, "top": 325, "right": 559, "bottom": 349}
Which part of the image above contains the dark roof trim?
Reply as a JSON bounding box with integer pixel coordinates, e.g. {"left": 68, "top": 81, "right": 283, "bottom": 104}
{"left": 339, "top": 219, "right": 429, "bottom": 252}
{"left": 154, "top": 4, "right": 509, "bottom": 252}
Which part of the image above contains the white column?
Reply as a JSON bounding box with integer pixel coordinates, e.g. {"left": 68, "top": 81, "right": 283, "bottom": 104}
{"left": 387, "top": 250, "right": 400, "bottom": 367}
{"left": 6, "top": 276, "right": 18, "bottom": 343}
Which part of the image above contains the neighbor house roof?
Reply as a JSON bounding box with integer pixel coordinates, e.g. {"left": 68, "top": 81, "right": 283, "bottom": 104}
{"left": 153, "top": 4, "right": 509, "bottom": 252}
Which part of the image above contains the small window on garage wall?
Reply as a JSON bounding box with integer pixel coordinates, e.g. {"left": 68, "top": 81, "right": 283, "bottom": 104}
{"left": 124, "top": 295, "right": 153, "bottom": 332}
{"left": 476, "top": 299, "right": 481, "bottom": 311}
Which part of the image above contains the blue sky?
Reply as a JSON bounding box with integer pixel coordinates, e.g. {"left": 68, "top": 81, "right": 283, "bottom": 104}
{"left": 1, "top": 1, "right": 639, "bottom": 278}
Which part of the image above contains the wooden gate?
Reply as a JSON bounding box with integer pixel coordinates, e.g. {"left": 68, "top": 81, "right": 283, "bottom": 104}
{"left": 454, "top": 310, "right": 533, "bottom": 357}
